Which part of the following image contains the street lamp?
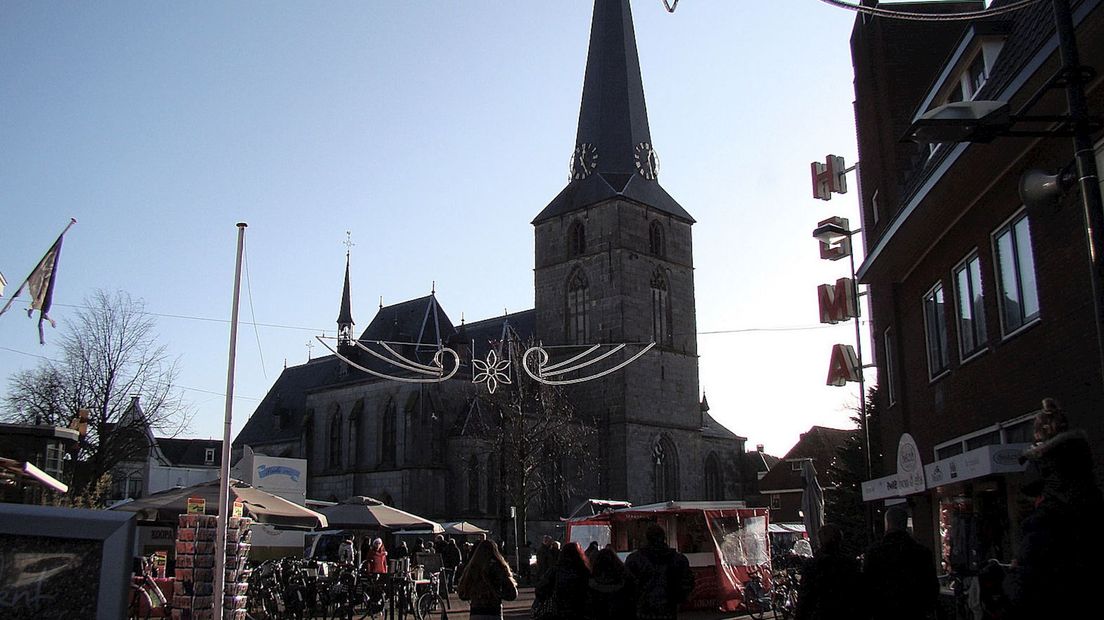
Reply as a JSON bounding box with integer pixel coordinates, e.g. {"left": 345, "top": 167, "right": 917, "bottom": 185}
{"left": 904, "top": 0, "right": 1104, "bottom": 387}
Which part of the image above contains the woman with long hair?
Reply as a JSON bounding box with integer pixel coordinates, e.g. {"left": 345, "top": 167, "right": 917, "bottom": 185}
{"left": 457, "top": 539, "right": 518, "bottom": 620}
{"left": 587, "top": 548, "right": 636, "bottom": 619}
{"left": 535, "top": 541, "right": 591, "bottom": 619}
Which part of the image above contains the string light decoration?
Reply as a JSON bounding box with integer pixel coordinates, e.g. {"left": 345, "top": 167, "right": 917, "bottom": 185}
{"left": 815, "top": 0, "right": 1043, "bottom": 21}
{"left": 522, "top": 342, "right": 656, "bottom": 386}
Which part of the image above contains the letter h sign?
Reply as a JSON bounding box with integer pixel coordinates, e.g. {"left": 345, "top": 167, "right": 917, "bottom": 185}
{"left": 811, "top": 155, "right": 847, "bottom": 200}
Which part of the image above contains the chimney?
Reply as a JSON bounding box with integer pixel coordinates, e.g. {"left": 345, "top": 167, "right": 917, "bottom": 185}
{"left": 756, "top": 444, "right": 764, "bottom": 453}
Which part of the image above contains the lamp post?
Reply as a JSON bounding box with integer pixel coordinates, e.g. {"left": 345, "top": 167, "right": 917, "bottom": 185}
{"left": 905, "top": 0, "right": 1104, "bottom": 386}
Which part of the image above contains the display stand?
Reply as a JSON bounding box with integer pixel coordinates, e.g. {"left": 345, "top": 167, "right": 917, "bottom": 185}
{"left": 172, "top": 514, "right": 252, "bottom": 620}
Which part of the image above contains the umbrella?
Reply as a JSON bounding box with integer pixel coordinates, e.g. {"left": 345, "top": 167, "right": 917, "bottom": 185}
{"left": 319, "top": 496, "right": 443, "bottom": 532}
{"left": 110, "top": 478, "right": 328, "bottom": 529}
{"left": 442, "top": 521, "right": 489, "bottom": 535}
{"left": 800, "top": 459, "right": 825, "bottom": 551}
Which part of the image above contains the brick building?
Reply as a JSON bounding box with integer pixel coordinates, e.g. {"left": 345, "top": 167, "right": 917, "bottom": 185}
{"left": 233, "top": 0, "right": 749, "bottom": 538}
{"left": 850, "top": 0, "right": 1104, "bottom": 572}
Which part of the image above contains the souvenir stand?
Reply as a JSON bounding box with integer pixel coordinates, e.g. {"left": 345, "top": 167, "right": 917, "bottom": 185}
{"left": 566, "top": 500, "right": 770, "bottom": 613}
{"left": 172, "top": 500, "right": 252, "bottom": 620}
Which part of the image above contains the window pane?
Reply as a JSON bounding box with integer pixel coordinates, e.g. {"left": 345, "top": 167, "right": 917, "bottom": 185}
{"left": 968, "top": 257, "right": 987, "bottom": 346}
{"left": 996, "top": 229, "right": 1022, "bottom": 331}
{"left": 955, "top": 267, "right": 976, "bottom": 353}
{"left": 924, "top": 285, "right": 949, "bottom": 374}
{"left": 1014, "top": 217, "right": 1039, "bottom": 320}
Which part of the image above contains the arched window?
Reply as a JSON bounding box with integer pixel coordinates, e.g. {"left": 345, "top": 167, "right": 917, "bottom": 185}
{"left": 651, "top": 268, "right": 673, "bottom": 345}
{"left": 568, "top": 221, "right": 586, "bottom": 257}
{"left": 566, "top": 267, "right": 589, "bottom": 344}
{"left": 381, "top": 400, "right": 396, "bottom": 467}
{"left": 468, "top": 455, "right": 481, "bottom": 513}
{"left": 328, "top": 405, "right": 342, "bottom": 470}
{"left": 649, "top": 221, "right": 666, "bottom": 257}
{"left": 302, "top": 409, "right": 315, "bottom": 467}
{"left": 705, "top": 453, "right": 724, "bottom": 501}
{"left": 349, "top": 399, "right": 364, "bottom": 466}
{"left": 652, "top": 435, "right": 679, "bottom": 502}
{"left": 485, "top": 456, "right": 496, "bottom": 514}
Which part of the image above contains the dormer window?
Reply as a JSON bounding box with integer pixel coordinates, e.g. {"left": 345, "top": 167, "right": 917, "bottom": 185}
{"left": 205, "top": 448, "right": 215, "bottom": 465}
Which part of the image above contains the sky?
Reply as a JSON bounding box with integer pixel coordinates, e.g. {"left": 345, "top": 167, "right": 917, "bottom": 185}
{"left": 0, "top": 0, "right": 874, "bottom": 457}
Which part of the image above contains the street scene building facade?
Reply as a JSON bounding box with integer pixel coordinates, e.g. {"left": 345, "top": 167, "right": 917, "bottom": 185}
{"left": 233, "top": 0, "right": 750, "bottom": 536}
{"left": 851, "top": 0, "right": 1104, "bottom": 571}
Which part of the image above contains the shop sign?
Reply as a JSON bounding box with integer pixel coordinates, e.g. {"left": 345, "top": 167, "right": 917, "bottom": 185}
{"left": 897, "top": 433, "right": 926, "bottom": 494}
{"left": 186, "top": 496, "right": 206, "bottom": 514}
{"left": 925, "top": 443, "right": 1030, "bottom": 486}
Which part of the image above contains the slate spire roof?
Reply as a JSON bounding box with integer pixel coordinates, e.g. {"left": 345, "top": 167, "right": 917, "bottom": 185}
{"left": 534, "top": 0, "right": 693, "bottom": 224}
{"left": 337, "top": 253, "right": 354, "bottom": 329}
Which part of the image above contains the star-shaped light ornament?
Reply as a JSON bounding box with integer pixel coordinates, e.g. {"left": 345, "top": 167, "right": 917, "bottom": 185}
{"left": 473, "top": 350, "right": 512, "bottom": 394}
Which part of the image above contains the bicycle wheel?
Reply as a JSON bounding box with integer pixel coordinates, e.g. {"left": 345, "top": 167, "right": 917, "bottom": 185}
{"left": 746, "top": 598, "right": 766, "bottom": 620}
{"left": 415, "top": 592, "right": 445, "bottom": 620}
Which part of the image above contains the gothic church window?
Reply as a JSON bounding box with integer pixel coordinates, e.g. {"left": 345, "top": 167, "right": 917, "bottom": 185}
{"left": 649, "top": 221, "right": 665, "bottom": 257}
{"left": 653, "top": 435, "right": 679, "bottom": 502}
{"left": 651, "top": 268, "right": 673, "bottom": 345}
{"left": 569, "top": 221, "right": 586, "bottom": 257}
{"left": 566, "top": 267, "right": 589, "bottom": 344}
{"left": 468, "top": 455, "right": 481, "bottom": 513}
{"left": 303, "top": 410, "right": 314, "bottom": 467}
{"left": 328, "top": 405, "right": 342, "bottom": 470}
{"left": 349, "top": 399, "right": 364, "bottom": 466}
{"left": 705, "top": 452, "right": 724, "bottom": 500}
{"left": 381, "top": 400, "right": 397, "bottom": 467}
{"left": 485, "top": 457, "right": 496, "bottom": 514}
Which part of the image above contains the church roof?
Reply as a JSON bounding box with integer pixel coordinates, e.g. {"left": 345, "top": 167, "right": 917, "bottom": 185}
{"left": 533, "top": 0, "right": 692, "bottom": 225}
{"left": 461, "top": 309, "right": 536, "bottom": 359}
{"left": 359, "top": 294, "right": 456, "bottom": 346}
{"left": 701, "top": 411, "right": 746, "bottom": 441}
{"left": 233, "top": 356, "right": 343, "bottom": 448}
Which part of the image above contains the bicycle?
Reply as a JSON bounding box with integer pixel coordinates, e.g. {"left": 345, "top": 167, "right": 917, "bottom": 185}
{"left": 128, "top": 561, "right": 169, "bottom": 620}
{"left": 414, "top": 568, "right": 451, "bottom": 620}
{"left": 740, "top": 571, "right": 773, "bottom": 620}
{"left": 770, "top": 568, "right": 799, "bottom": 620}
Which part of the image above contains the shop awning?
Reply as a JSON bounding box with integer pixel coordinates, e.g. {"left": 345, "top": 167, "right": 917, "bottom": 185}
{"left": 768, "top": 523, "right": 806, "bottom": 534}
{"left": 862, "top": 442, "right": 1030, "bottom": 502}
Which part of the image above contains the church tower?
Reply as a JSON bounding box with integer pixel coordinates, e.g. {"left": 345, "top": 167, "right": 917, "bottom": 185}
{"left": 533, "top": 0, "right": 701, "bottom": 503}
{"left": 337, "top": 251, "right": 355, "bottom": 356}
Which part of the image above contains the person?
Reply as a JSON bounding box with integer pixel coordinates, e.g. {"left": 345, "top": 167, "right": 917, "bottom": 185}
{"left": 535, "top": 535, "right": 560, "bottom": 583}
{"left": 443, "top": 537, "right": 464, "bottom": 592}
{"left": 338, "top": 534, "right": 357, "bottom": 566}
{"left": 862, "top": 506, "right": 938, "bottom": 620}
{"left": 794, "top": 524, "right": 862, "bottom": 620}
{"left": 584, "top": 541, "right": 601, "bottom": 565}
{"left": 392, "top": 540, "right": 410, "bottom": 560}
{"left": 1004, "top": 398, "right": 1104, "bottom": 618}
{"left": 587, "top": 547, "right": 636, "bottom": 619}
{"left": 624, "top": 524, "right": 694, "bottom": 620}
{"left": 535, "top": 541, "right": 591, "bottom": 619}
{"left": 457, "top": 539, "right": 518, "bottom": 620}
{"left": 364, "top": 537, "right": 388, "bottom": 574}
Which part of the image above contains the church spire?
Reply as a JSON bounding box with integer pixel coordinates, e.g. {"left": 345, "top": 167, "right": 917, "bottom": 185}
{"left": 534, "top": 0, "right": 692, "bottom": 225}
{"left": 337, "top": 235, "right": 355, "bottom": 347}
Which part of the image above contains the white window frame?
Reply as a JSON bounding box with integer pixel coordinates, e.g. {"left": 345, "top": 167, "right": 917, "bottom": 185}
{"left": 883, "top": 327, "right": 897, "bottom": 407}
{"left": 953, "top": 251, "right": 988, "bottom": 361}
{"left": 992, "top": 209, "right": 1040, "bottom": 338}
{"left": 770, "top": 494, "right": 781, "bottom": 510}
{"left": 205, "top": 447, "right": 215, "bottom": 465}
{"left": 923, "top": 281, "right": 951, "bottom": 379}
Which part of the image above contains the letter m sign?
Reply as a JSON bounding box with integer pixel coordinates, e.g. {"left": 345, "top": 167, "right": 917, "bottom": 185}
{"left": 818, "top": 278, "right": 858, "bottom": 324}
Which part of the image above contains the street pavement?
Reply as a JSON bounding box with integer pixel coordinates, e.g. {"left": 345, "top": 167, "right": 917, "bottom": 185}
{"left": 431, "top": 586, "right": 772, "bottom": 620}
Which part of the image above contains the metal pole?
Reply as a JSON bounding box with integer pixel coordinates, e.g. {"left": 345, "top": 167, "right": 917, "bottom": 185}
{"left": 213, "top": 222, "right": 248, "bottom": 620}
{"left": 1052, "top": 0, "right": 1104, "bottom": 389}
{"left": 849, "top": 244, "right": 872, "bottom": 479}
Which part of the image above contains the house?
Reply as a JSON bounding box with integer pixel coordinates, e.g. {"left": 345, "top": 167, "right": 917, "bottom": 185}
{"left": 849, "top": 0, "right": 1104, "bottom": 571}
{"left": 0, "top": 421, "right": 79, "bottom": 503}
{"left": 756, "top": 426, "right": 852, "bottom": 525}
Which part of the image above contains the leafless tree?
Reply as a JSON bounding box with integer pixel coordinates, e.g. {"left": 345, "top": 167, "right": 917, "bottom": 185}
{"left": 4, "top": 289, "right": 190, "bottom": 495}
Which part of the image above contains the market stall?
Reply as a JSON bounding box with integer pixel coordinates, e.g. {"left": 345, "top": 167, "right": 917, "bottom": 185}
{"left": 566, "top": 500, "right": 770, "bottom": 612}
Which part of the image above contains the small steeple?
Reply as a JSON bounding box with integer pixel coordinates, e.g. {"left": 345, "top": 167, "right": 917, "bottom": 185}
{"left": 534, "top": 0, "right": 693, "bottom": 225}
{"left": 337, "top": 234, "right": 355, "bottom": 347}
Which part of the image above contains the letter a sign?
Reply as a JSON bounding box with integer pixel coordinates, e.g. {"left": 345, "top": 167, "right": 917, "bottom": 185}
{"left": 826, "top": 344, "right": 860, "bottom": 386}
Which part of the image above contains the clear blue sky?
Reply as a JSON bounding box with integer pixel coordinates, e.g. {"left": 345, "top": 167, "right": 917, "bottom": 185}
{"left": 1, "top": 0, "right": 871, "bottom": 457}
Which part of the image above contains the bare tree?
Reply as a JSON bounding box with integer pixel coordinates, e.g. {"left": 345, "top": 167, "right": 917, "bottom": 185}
{"left": 4, "top": 289, "right": 190, "bottom": 496}
{"left": 470, "top": 339, "right": 597, "bottom": 548}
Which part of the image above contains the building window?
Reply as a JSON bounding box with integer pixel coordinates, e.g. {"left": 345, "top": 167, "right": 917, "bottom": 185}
{"left": 790, "top": 460, "right": 804, "bottom": 471}
{"left": 923, "top": 282, "right": 950, "bottom": 377}
{"left": 328, "top": 406, "right": 342, "bottom": 470}
{"left": 350, "top": 399, "right": 364, "bottom": 466}
{"left": 994, "top": 211, "right": 1040, "bottom": 335}
{"left": 381, "top": 401, "right": 397, "bottom": 467}
{"left": 566, "top": 267, "right": 589, "bottom": 344}
{"left": 652, "top": 436, "right": 679, "bottom": 502}
{"left": 871, "top": 188, "right": 880, "bottom": 225}
{"left": 568, "top": 221, "right": 586, "bottom": 257}
{"left": 204, "top": 448, "right": 215, "bottom": 465}
{"left": 468, "top": 455, "right": 480, "bottom": 513}
{"left": 649, "top": 221, "right": 666, "bottom": 257}
{"left": 770, "top": 494, "right": 781, "bottom": 510}
{"left": 485, "top": 456, "right": 496, "bottom": 514}
{"left": 303, "top": 410, "right": 315, "bottom": 467}
{"left": 704, "top": 453, "right": 724, "bottom": 501}
{"left": 954, "top": 253, "right": 988, "bottom": 358}
{"left": 967, "top": 53, "right": 988, "bottom": 97}
{"left": 43, "top": 442, "right": 64, "bottom": 478}
{"left": 884, "top": 327, "right": 897, "bottom": 406}
{"left": 650, "top": 268, "right": 672, "bottom": 345}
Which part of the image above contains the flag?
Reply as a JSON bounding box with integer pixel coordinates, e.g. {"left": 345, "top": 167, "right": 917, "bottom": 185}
{"left": 0, "top": 218, "right": 77, "bottom": 344}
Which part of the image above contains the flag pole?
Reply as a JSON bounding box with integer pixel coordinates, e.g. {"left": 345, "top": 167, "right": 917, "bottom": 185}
{"left": 213, "top": 222, "right": 247, "bottom": 620}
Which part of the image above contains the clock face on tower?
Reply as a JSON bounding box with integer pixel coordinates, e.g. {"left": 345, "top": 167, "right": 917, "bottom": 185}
{"left": 570, "top": 143, "right": 599, "bottom": 180}
{"left": 634, "top": 142, "right": 659, "bottom": 180}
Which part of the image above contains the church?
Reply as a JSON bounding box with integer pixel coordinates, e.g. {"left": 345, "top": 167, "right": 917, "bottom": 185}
{"left": 232, "top": 0, "right": 748, "bottom": 535}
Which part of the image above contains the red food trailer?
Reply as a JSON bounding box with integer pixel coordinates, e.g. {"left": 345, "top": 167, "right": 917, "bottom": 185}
{"left": 566, "top": 500, "right": 771, "bottom": 612}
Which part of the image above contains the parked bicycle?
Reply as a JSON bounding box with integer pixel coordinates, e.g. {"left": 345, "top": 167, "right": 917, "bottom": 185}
{"left": 414, "top": 568, "right": 451, "bottom": 620}
{"left": 740, "top": 571, "right": 774, "bottom": 620}
{"left": 770, "top": 567, "right": 799, "bottom": 620}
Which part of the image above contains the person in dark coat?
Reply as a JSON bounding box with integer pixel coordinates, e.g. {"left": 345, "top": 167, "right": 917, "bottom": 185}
{"left": 586, "top": 547, "right": 636, "bottom": 620}
{"left": 535, "top": 535, "right": 560, "bottom": 583}
{"left": 624, "top": 524, "right": 694, "bottom": 620}
{"left": 443, "top": 537, "right": 464, "bottom": 593}
{"left": 1004, "top": 398, "right": 1104, "bottom": 619}
{"left": 536, "top": 541, "right": 591, "bottom": 619}
{"left": 457, "top": 539, "right": 518, "bottom": 620}
{"left": 795, "top": 524, "right": 862, "bottom": 620}
{"left": 584, "top": 541, "right": 601, "bottom": 566}
{"left": 862, "top": 506, "right": 938, "bottom": 620}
